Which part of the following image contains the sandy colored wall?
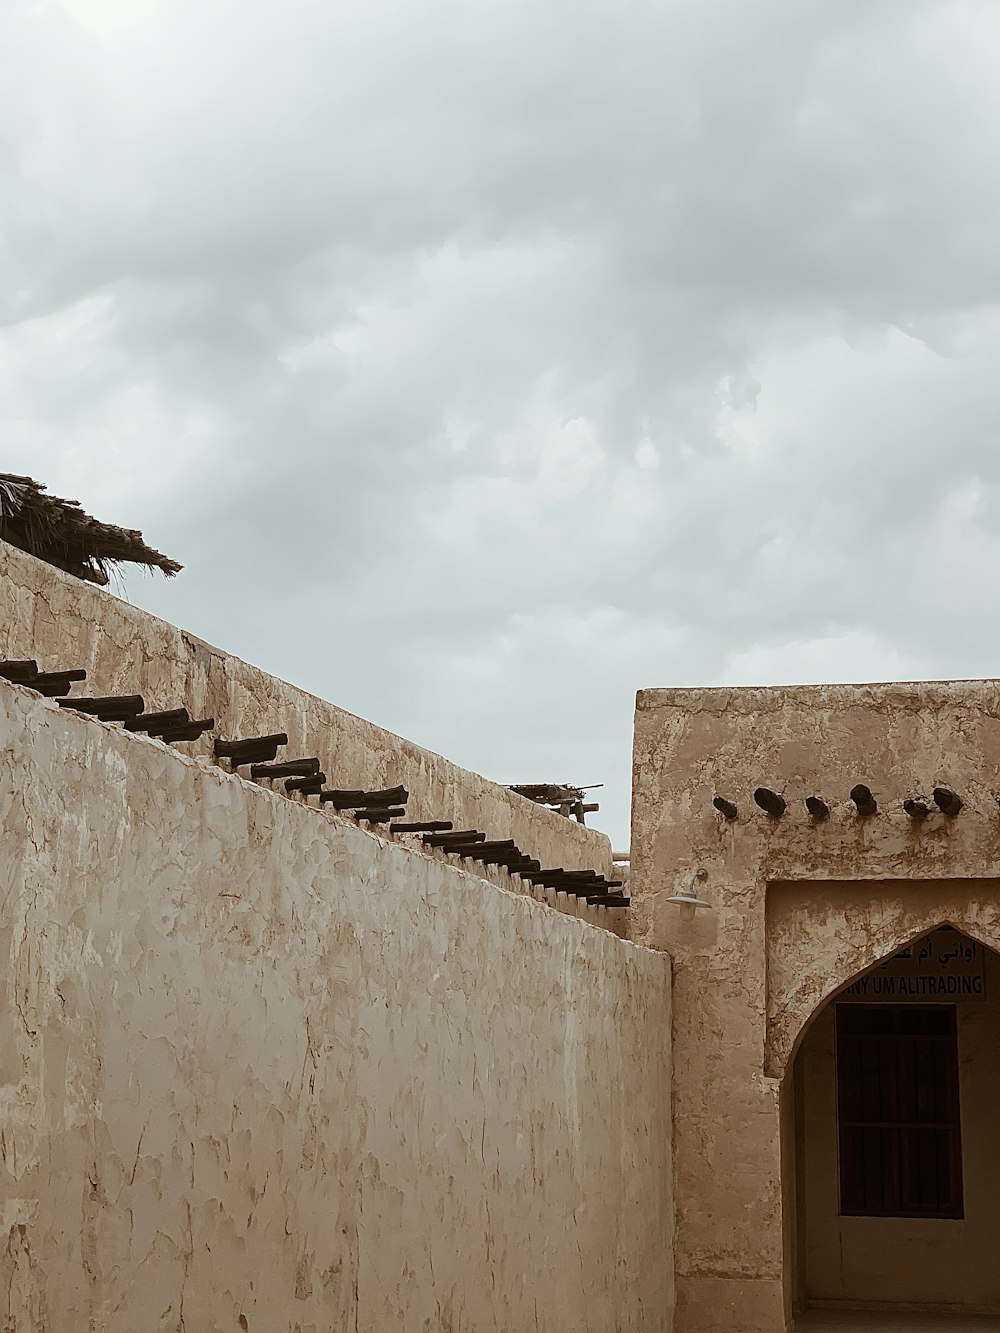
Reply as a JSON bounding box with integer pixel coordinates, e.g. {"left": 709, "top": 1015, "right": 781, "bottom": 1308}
{"left": 767, "top": 879, "right": 1000, "bottom": 1077}
{"left": 630, "top": 680, "right": 1000, "bottom": 1333}
{"left": 0, "top": 680, "right": 672, "bottom": 1332}
{"left": 796, "top": 951, "right": 1000, "bottom": 1313}
{"left": 0, "top": 540, "right": 613, "bottom": 898}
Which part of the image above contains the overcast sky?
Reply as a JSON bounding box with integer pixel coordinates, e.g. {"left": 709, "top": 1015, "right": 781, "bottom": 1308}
{"left": 4, "top": 0, "right": 1000, "bottom": 845}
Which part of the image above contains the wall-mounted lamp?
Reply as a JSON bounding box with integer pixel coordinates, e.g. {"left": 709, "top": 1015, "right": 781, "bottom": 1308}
{"left": 665, "top": 868, "right": 711, "bottom": 920}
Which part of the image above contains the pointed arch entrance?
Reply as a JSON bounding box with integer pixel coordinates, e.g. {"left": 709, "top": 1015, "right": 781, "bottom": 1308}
{"left": 785, "top": 924, "right": 1000, "bottom": 1318}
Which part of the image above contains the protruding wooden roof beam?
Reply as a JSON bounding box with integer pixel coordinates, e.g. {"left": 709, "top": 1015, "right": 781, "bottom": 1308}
{"left": 850, "top": 784, "right": 878, "bottom": 817}
{"left": 251, "top": 758, "right": 322, "bottom": 781}
{"left": 215, "top": 734, "right": 288, "bottom": 766}
{"left": 319, "top": 785, "right": 407, "bottom": 809}
{"left": 523, "top": 868, "right": 599, "bottom": 885}
{"left": 58, "top": 694, "right": 144, "bottom": 722}
{"left": 160, "top": 719, "right": 214, "bottom": 743}
{"left": 1, "top": 661, "right": 88, "bottom": 696}
{"left": 0, "top": 660, "right": 38, "bottom": 682}
{"left": 126, "top": 709, "right": 189, "bottom": 733}
{"left": 355, "top": 808, "right": 406, "bottom": 823}
{"left": 754, "top": 787, "right": 786, "bottom": 818}
{"left": 441, "top": 839, "right": 517, "bottom": 856}
{"left": 285, "top": 774, "right": 326, "bottom": 794}
{"left": 422, "top": 831, "right": 485, "bottom": 847}
{"left": 563, "top": 881, "right": 623, "bottom": 897}
{"left": 933, "top": 787, "right": 963, "bottom": 817}
{"left": 468, "top": 850, "right": 531, "bottom": 868}
{"left": 32, "top": 671, "right": 89, "bottom": 697}
{"left": 527, "top": 872, "right": 621, "bottom": 893}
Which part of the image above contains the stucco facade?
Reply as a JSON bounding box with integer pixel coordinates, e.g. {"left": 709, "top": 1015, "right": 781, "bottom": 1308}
{"left": 11, "top": 518, "right": 1000, "bottom": 1330}
{"left": 0, "top": 680, "right": 673, "bottom": 1331}
{"left": 796, "top": 944, "right": 1000, "bottom": 1310}
{"left": 0, "top": 540, "right": 614, "bottom": 900}
{"left": 631, "top": 681, "right": 1000, "bottom": 1332}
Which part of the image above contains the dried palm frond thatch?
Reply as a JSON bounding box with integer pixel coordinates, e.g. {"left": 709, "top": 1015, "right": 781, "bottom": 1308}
{"left": 0, "top": 474, "right": 182, "bottom": 586}
{"left": 508, "top": 783, "right": 600, "bottom": 806}
{"left": 507, "top": 782, "right": 603, "bottom": 822}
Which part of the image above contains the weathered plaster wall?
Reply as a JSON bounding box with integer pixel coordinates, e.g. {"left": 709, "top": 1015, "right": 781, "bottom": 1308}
{"left": 797, "top": 945, "right": 1000, "bottom": 1312}
{"left": 630, "top": 680, "right": 1000, "bottom": 1333}
{"left": 0, "top": 681, "right": 673, "bottom": 1331}
{"left": 0, "top": 540, "right": 613, "bottom": 891}
{"left": 767, "top": 879, "right": 1000, "bottom": 1076}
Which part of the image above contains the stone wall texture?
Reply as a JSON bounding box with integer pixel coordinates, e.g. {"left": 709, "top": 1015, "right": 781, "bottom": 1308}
{"left": 0, "top": 681, "right": 673, "bottom": 1332}
{"left": 0, "top": 541, "right": 615, "bottom": 917}
{"left": 630, "top": 680, "right": 1000, "bottom": 1333}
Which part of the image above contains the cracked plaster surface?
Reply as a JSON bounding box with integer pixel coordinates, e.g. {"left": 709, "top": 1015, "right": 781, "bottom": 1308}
{"left": 631, "top": 681, "right": 1000, "bottom": 1333}
{"left": 0, "top": 541, "right": 615, "bottom": 914}
{"left": 0, "top": 684, "right": 672, "bottom": 1332}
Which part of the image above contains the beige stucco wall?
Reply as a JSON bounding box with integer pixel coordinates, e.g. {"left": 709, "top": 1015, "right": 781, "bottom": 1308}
{"left": 796, "top": 945, "right": 1000, "bottom": 1313}
{"left": 630, "top": 680, "right": 1000, "bottom": 1333}
{"left": 0, "top": 680, "right": 673, "bottom": 1332}
{"left": 0, "top": 540, "right": 613, "bottom": 907}
{"left": 767, "top": 879, "right": 1000, "bottom": 1077}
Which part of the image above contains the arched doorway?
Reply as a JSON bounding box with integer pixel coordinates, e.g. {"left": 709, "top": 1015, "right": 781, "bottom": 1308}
{"left": 787, "top": 926, "right": 1000, "bottom": 1324}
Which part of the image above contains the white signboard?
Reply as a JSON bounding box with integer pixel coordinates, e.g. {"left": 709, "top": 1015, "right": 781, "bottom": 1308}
{"left": 840, "top": 927, "right": 986, "bottom": 1002}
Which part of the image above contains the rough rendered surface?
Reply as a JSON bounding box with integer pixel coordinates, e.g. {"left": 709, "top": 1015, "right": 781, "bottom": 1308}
{"left": 796, "top": 948, "right": 1000, "bottom": 1311}
{"left": 0, "top": 683, "right": 672, "bottom": 1331}
{"left": 0, "top": 539, "right": 613, "bottom": 895}
{"left": 631, "top": 681, "right": 1000, "bottom": 1333}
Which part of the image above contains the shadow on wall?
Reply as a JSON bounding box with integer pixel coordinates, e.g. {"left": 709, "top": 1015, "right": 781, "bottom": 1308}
{"left": 784, "top": 923, "right": 1000, "bottom": 1319}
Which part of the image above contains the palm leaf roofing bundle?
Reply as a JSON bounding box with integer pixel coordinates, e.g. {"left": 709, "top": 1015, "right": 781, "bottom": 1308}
{"left": 508, "top": 784, "right": 598, "bottom": 805}
{"left": 0, "top": 474, "right": 181, "bottom": 586}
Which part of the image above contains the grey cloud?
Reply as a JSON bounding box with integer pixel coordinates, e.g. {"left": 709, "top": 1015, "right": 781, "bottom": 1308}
{"left": 4, "top": 0, "right": 1000, "bottom": 842}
